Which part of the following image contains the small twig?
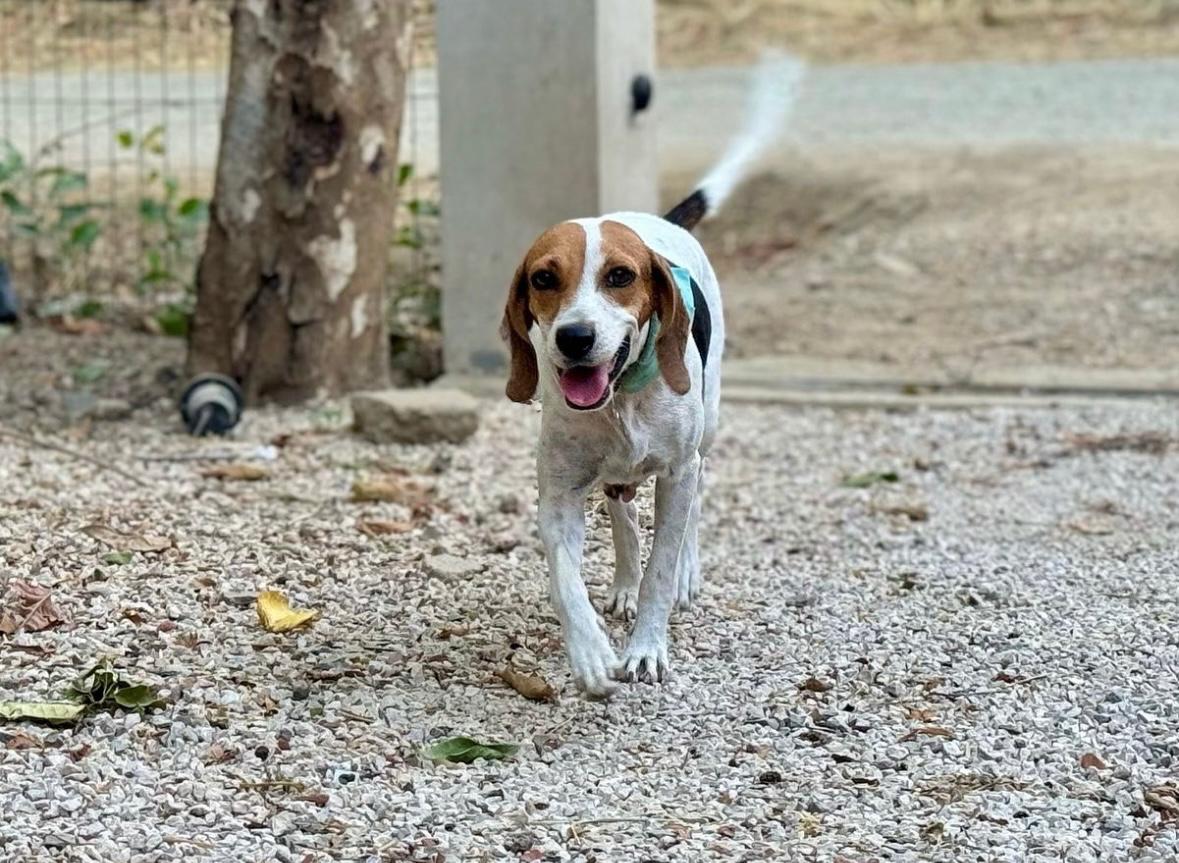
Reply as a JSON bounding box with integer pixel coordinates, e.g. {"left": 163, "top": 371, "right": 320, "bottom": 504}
{"left": 0, "top": 425, "right": 148, "bottom": 487}
{"left": 140, "top": 451, "right": 239, "bottom": 463}
{"left": 530, "top": 816, "right": 652, "bottom": 827}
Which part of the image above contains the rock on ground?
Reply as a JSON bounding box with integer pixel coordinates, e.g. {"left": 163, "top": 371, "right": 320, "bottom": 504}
{"left": 352, "top": 388, "right": 480, "bottom": 445}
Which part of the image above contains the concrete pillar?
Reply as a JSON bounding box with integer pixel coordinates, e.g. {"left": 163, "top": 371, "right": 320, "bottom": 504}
{"left": 436, "top": 0, "right": 657, "bottom": 383}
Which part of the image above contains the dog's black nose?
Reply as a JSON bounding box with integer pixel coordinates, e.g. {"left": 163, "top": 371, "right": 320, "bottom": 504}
{"left": 555, "top": 323, "right": 595, "bottom": 361}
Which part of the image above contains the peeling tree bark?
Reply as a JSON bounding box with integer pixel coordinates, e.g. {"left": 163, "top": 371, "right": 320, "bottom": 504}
{"left": 187, "top": 0, "right": 411, "bottom": 402}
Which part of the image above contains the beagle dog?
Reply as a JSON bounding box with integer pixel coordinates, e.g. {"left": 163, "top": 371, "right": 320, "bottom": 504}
{"left": 501, "top": 57, "right": 804, "bottom": 696}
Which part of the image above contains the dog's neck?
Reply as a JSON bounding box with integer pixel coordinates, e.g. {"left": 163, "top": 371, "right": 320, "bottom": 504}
{"left": 616, "top": 317, "right": 660, "bottom": 394}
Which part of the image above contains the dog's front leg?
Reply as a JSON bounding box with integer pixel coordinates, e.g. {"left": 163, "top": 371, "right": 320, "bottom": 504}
{"left": 619, "top": 454, "right": 701, "bottom": 684}
{"left": 538, "top": 482, "right": 618, "bottom": 698}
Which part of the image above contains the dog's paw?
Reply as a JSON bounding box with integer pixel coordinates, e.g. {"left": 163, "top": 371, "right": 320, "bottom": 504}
{"left": 675, "top": 563, "right": 701, "bottom": 611}
{"left": 617, "top": 634, "right": 670, "bottom": 685}
{"left": 604, "top": 582, "right": 639, "bottom": 620}
{"left": 565, "top": 625, "right": 619, "bottom": 699}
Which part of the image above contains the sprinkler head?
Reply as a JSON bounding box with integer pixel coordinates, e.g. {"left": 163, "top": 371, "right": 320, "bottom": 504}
{"left": 179, "top": 373, "right": 244, "bottom": 437}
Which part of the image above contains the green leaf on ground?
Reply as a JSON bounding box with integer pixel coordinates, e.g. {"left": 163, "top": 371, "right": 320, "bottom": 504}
{"left": 0, "top": 702, "right": 85, "bottom": 725}
{"left": 113, "top": 685, "right": 166, "bottom": 711}
{"left": 103, "top": 551, "right": 133, "bottom": 566}
{"left": 841, "top": 470, "right": 900, "bottom": 488}
{"left": 68, "top": 659, "right": 164, "bottom": 714}
{"left": 424, "top": 736, "right": 519, "bottom": 764}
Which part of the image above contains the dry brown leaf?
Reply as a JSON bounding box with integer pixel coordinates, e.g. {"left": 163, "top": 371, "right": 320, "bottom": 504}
{"left": 798, "top": 676, "right": 833, "bottom": 693}
{"left": 1066, "top": 432, "right": 1171, "bottom": 455}
{"left": 81, "top": 522, "right": 172, "bottom": 553}
{"left": 358, "top": 519, "right": 415, "bottom": 536}
{"left": 437, "top": 624, "right": 471, "bottom": 640}
{"left": 901, "top": 726, "right": 955, "bottom": 742}
{"left": 205, "top": 742, "right": 237, "bottom": 764}
{"left": 0, "top": 579, "right": 68, "bottom": 635}
{"left": 498, "top": 668, "right": 557, "bottom": 703}
{"left": 4, "top": 732, "right": 42, "bottom": 750}
{"left": 1080, "top": 752, "right": 1107, "bottom": 770}
{"left": 904, "top": 706, "right": 937, "bottom": 722}
{"left": 1145, "top": 785, "right": 1179, "bottom": 819}
{"left": 68, "top": 743, "right": 91, "bottom": 762}
{"left": 49, "top": 315, "right": 106, "bottom": 336}
{"left": 200, "top": 463, "right": 270, "bottom": 481}
{"left": 256, "top": 591, "right": 319, "bottom": 633}
{"left": 300, "top": 792, "right": 330, "bottom": 807}
{"left": 350, "top": 476, "right": 433, "bottom": 506}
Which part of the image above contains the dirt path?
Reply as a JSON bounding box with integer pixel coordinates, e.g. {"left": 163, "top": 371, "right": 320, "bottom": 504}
{"left": 686, "top": 144, "right": 1179, "bottom": 373}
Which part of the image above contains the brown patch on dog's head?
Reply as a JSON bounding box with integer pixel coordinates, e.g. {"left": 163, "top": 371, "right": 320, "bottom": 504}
{"left": 597, "top": 221, "right": 656, "bottom": 328}
{"left": 501, "top": 219, "right": 693, "bottom": 402}
{"left": 599, "top": 221, "right": 691, "bottom": 396}
{"left": 501, "top": 223, "right": 586, "bottom": 402}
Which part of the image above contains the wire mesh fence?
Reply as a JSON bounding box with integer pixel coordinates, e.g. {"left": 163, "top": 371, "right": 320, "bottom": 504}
{"left": 0, "top": 0, "right": 438, "bottom": 353}
{"left": 0, "top": 0, "right": 231, "bottom": 315}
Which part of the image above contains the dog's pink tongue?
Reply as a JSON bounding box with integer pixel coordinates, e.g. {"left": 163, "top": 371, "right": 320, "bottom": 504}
{"left": 559, "top": 365, "right": 610, "bottom": 407}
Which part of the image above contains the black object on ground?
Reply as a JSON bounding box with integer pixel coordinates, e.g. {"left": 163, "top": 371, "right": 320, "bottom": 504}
{"left": 0, "top": 261, "right": 19, "bottom": 324}
{"left": 179, "top": 373, "right": 244, "bottom": 436}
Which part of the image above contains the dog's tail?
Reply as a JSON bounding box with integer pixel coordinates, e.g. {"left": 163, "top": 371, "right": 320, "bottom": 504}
{"left": 663, "top": 52, "right": 806, "bottom": 232}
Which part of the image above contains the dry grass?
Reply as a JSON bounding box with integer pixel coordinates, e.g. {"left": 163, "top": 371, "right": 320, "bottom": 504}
{"left": 3, "top": 0, "right": 1175, "bottom": 73}
{"left": 0, "top": 0, "right": 233, "bottom": 72}
{"left": 656, "top": 0, "right": 1179, "bottom": 65}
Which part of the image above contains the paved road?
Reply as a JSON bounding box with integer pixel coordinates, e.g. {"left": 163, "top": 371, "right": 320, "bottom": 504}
{"left": 2, "top": 58, "right": 1178, "bottom": 184}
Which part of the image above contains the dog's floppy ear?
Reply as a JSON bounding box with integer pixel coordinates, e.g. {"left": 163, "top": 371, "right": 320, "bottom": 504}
{"left": 650, "top": 252, "right": 691, "bottom": 396}
{"left": 501, "top": 260, "right": 539, "bottom": 403}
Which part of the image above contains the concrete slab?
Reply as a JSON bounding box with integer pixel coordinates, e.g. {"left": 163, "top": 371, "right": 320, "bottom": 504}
{"left": 438, "top": 355, "right": 1177, "bottom": 411}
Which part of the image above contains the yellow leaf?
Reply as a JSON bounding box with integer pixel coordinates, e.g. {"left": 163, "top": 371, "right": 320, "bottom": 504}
{"left": 256, "top": 591, "right": 319, "bottom": 633}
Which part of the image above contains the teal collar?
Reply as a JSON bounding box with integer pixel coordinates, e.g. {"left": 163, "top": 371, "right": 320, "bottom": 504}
{"left": 616, "top": 266, "right": 696, "bottom": 395}
{"left": 617, "top": 317, "right": 661, "bottom": 393}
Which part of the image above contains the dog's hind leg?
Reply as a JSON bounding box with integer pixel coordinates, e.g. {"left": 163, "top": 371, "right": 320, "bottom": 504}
{"left": 604, "top": 493, "right": 642, "bottom": 621}
{"left": 675, "top": 458, "right": 705, "bottom": 610}
{"left": 619, "top": 453, "right": 700, "bottom": 684}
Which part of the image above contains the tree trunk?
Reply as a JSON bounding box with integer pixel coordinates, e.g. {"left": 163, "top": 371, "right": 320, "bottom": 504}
{"left": 187, "top": 0, "right": 411, "bottom": 402}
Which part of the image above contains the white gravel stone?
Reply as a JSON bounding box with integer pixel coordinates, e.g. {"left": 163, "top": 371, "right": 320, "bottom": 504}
{"left": 1, "top": 366, "right": 1177, "bottom": 862}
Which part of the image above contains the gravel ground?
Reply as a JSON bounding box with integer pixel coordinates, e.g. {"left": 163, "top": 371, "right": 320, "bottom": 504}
{"left": 2, "top": 333, "right": 1179, "bottom": 861}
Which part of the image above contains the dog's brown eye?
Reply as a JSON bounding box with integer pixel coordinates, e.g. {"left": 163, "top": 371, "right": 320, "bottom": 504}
{"left": 530, "top": 270, "right": 557, "bottom": 291}
{"left": 605, "top": 267, "right": 635, "bottom": 288}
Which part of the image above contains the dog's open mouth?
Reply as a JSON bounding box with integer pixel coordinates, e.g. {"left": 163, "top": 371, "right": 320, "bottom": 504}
{"left": 558, "top": 337, "right": 631, "bottom": 410}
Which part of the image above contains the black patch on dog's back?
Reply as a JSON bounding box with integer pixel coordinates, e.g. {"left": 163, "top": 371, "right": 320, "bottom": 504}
{"left": 690, "top": 278, "right": 711, "bottom": 377}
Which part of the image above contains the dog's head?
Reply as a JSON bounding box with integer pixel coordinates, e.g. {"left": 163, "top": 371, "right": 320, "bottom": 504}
{"left": 501, "top": 219, "right": 691, "bottom": 410}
